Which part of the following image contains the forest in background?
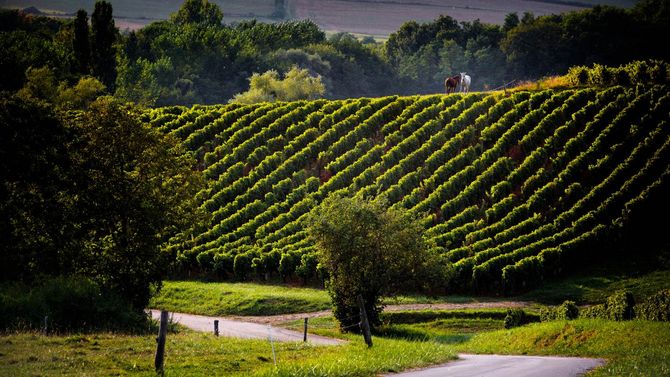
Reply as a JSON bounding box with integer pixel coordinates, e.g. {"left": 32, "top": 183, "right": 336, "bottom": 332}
{"left": 1, "top": 0, "right": 669, "bottom": 106}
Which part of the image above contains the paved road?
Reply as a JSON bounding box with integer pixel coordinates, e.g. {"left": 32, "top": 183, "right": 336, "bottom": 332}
{"left": 150, "top": 310, "right": 605, "bottom": 376}
{"left": 385, "top": 354, "right": 605, "bottom": 377}
{"left": 148, "top": 309, "right": 344, "bottom": 346}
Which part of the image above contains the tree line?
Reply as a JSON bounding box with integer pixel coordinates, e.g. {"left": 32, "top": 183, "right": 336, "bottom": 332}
{"left": 1, "top": 0, "right": 669, "bottom": 106}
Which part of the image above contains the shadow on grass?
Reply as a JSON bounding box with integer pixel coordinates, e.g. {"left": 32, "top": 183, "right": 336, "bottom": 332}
{"left": 376, "top": 326, "right": 474, "bottom": 344}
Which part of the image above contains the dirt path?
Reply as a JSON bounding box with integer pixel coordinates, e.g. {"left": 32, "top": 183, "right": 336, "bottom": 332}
{"left": 384, "top": 354, "right": 605, "bottom": 377}
{"left": 150, "top": 306, "right": 606, "bottom": 376}
{"left": 225, "top": 300, "right": 532, "bottom": 325}
{"left": 148, "top": 309, "right": 344, "bottom": 346}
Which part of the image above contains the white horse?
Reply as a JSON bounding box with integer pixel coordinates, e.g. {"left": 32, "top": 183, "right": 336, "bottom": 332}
{"left": 460, "top": 72, "right": 471, "bottom": 93}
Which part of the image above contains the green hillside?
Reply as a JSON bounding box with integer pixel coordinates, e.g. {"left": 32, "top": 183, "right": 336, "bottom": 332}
{"left": 149, "top": 86, "right": 670, "bottom": 292}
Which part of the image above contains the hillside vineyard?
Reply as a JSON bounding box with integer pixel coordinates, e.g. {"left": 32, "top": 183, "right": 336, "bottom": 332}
{"left": 147, "top": 86, "right": 670, "bottom": 292}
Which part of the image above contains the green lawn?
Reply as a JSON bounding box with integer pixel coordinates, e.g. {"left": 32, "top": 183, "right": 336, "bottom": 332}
{"left": 0, "top": 330, "right": 456, "bottom": 376}
{"left": 149, "top": 281, "right": 332, "bottom": 316}
{"left": 149, "top": 280, "right": 512, "bottom": 316}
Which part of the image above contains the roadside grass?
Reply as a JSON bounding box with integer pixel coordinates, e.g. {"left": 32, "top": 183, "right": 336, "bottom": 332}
{"left": 0, "top": 330, "right": 456, "bottom": 376}
{"left": 150, "top": 280, "right": 514, "bottom": 316}
{"left": 454, "top": 319, "right": 670, "bottom": 376}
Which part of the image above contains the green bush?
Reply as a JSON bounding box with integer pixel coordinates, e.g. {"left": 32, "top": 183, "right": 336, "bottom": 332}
{"left": 635, "top": 289, "right": 670, "bottom": 321}
{"left": 0, "top": 276, "right": 147, "bottom": 332}
{"left": 540, "top": 300, "right": 579, "bottom": 321}
{"left": 504, "top": 308, "right": 533, "bottom": 328}
{"left": 580, "top": 304, "right": 607, "bottom": 319}
{"left": 606, "top": 290, "right": 635, "bottom": 321}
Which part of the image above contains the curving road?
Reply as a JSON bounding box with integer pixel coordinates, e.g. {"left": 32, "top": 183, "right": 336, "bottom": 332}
{"left": 149, "top": 309, "right": 605, "bottom": 376}
{"left": 385, "top": 354, "right": 605, "bottom": 377}
{"left": 148, "top": 309, "right": 344, "bottom": 346}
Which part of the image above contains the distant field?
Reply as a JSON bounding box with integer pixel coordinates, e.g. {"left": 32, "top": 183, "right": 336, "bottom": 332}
{"left": 289, "top": 0, "right": 631, "bottom": 38}
{"left": 1, "top": 0, "right": 635, "bottom": 34}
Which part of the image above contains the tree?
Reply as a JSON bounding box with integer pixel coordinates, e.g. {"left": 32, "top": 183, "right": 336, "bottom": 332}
{"left": 171, "top": 0, "right": 223, "bottom": 26}
{"left": 230, "top": 66, "right": 325, "bottom": 103}
{"left": 56, "top": 76, "right": 106, "bottom": 109}
{"left": 68, "top": 97, "right": 206, "bottom": 309}
{"left": 73, "top": 9, "right": 90, "bottom": 74}
{"left": 91, "top": 1, "right": 117, "bottom": 91}
{"left": 503, "top": 12, "right": 520, "bottom": 33}
{"left": 307, "top": 196, "right": 430, "bottom": 331}
{"left": 0, "top": 94, "right": 74, "bottom": 281}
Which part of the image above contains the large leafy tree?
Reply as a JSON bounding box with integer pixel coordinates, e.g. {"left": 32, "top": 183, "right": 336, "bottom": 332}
{"left": 171, "top": 0, "right": 223, "bottom": 26}
{"left": 68, "top": 97, "right": 205, "bottom": 309}
{"left": 230, "top": 66, "right": 325, "bottom": 103}
{"left": 307, "top": 196, "right": 434, "bottom": 331}
{"left": 0, "top": 94, "right": 205, "bottom": 311}
{"left": 0, "top": 94, "right": 74, "bottom": 281}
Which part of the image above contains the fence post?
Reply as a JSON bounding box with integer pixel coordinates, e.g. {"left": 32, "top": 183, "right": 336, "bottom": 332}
{"left": 303, "top": 318, "right": 308, "bottom": 342}
{"left": 267, "top": 325, "right": 277, "bottom": 367}
{"left": 42, "top": 315, "right": 48, "bottom": 336}
{"left": 357, "top": 294, "right": 373, "bottom": 347}
{"left": 214, "top": 319, "right": 219, "bottom": 336}
{"left": 155, "top": 310, "right": 168, "bottom": 373}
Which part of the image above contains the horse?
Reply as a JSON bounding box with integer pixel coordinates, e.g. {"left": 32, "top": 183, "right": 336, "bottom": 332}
{"left": 460, "top": 72, "right": 471, "bottom": 93}
{"left": 445, "top": 74, "right": 460, "bottom": 94}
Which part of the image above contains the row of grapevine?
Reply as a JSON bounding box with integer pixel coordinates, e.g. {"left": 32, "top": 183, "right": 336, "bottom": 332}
{"left": 157, "top": 86, "right": 670, "bottom": 291}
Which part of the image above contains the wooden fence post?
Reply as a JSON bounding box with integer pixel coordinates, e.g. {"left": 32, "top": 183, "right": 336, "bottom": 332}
{"left": 357, "top": 294, "right": 373, "bottom": 347}
{"left": 155, "top": 310, "right": 168, "bottom": 373}
{"left": 303, "top": 318, "right": 308, "bottom": 342}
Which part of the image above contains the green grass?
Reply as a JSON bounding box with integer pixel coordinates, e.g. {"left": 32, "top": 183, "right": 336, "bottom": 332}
{"left": 520, "top": 269, "right": 670, "bottom": 305}
{"left": 0, "top": 330, "right": 456, "bottom": 376}
{"left": 149, "top": 281, "right": 332, "bottom": 316}
{"left": 3, "top": 317, "right": 669, "bottom": 376}
{"left": 454, "top": 319, "right": 670, "bottom": 376}
{"left": 150, "top": 280, "right": 520, "bottom": 316}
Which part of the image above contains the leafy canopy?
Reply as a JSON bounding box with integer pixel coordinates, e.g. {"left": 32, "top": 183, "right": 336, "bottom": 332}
{"left": 307, "top": 195, "right": 430, "bottom": 331}
{"left": 230, "top": 66, "right": 326, "bottom": 104}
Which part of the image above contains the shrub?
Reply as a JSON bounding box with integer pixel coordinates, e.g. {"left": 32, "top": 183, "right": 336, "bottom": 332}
{"left": 566, "top": 66, "right": 589, "bottom": 86}
{"left": 540, "top": 300, "right": 579, "bottom": 321}
{"left": 233, "top": 252, "right": 253, "bottom": 280}
{"left": 635, "top": 289, "right": 670, "bottom": 321}
{"left": 307, "top": 195, "right": 429, "bottom": 332}
{"left": 504, "top": 308, "right": 532, "bottom": 328}
{"left": 606, "top": 290, "right": 635, "bottom": 321}
{"left": 0, "top": 276, "right": 146, "bottom": 332}
{"left": 579, "top": 304, "right": 607, "bottom": 319}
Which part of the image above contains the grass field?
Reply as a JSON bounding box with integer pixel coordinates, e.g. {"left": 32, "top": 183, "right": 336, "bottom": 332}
{"left": 1, "top": 0, "right": 636, "bottom": 33}
{"left": 150, "top": 266, "right": 670, "bottom": 317}
{"left": 2, "top": 317, "right": 668, "bottom": 375}
{"left": 149, "top": 280, "right": 513, "bottom": 316}
{"left": 0, "top": 330, "right": 457, "bottom": 376}
{"left": 149, "top": 281, "right": 332, "bottom": 316}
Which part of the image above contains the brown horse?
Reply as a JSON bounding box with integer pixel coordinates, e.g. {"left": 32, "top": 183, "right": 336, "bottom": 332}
{"left": 445, "top": 74, "right": 460, "bottom": 94}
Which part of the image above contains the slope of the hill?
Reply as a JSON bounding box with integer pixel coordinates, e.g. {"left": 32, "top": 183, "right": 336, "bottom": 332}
{"left": 147, "top": 86, "right": 670, "bottom": 293}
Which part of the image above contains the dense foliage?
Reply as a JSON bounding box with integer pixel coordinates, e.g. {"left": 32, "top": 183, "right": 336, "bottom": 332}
{"left": 307, "top": 195, "right": 431, "bottom": 331}
{"left": 0, "top": 94, "right": 204, "bottom": 324}
{"left": 2, "top": 0, "right": 669, "bottom": 104}
{"left": 155, "top": 83, "right": 670, "bottom": 294}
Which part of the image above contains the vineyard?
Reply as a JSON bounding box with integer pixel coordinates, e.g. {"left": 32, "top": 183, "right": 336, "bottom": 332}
{"left": 146, "top": 85, "right": 670, "bottom": 292}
